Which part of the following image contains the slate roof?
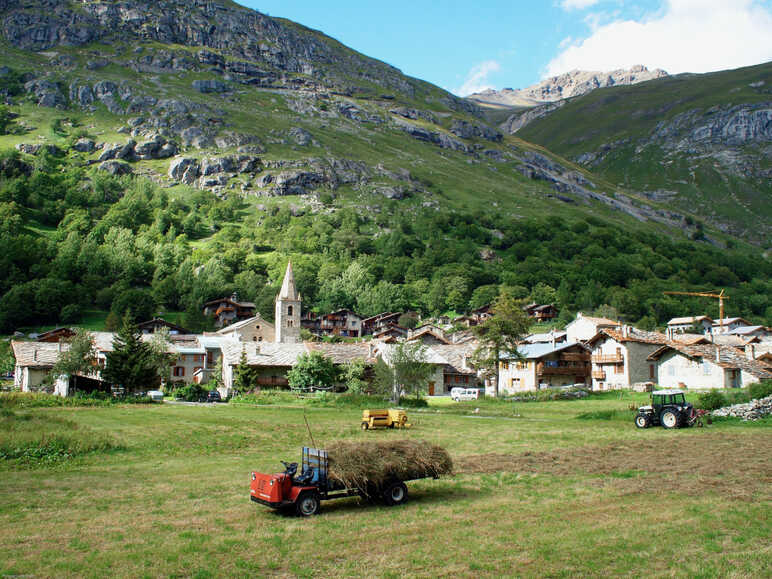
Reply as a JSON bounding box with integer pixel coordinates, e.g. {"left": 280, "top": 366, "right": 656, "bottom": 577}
{"left": 216, "top": 314, "right": 275, "bottom": 334}
{"left": 647, "top": 343, "right": 772, "bottom": 380}
{"left": 220, "top": 341, "right": 308, "bottom": 367}
{"left": 502, "top": 341, "right": 588, "bottom": 360}
{"left": 667, "top": 315, "right": 712, "bottom": 325}
{"left": 727, "top": 325, "right": 767, "bottom": 336}
{"left": 306, "top": 342, "right": 376, "bottom": 364}
{"left": 11, "top": 341, "right": 69, "bottom": 367}
{"left": 588, "top": 328, "right": 669, "bottom": 346}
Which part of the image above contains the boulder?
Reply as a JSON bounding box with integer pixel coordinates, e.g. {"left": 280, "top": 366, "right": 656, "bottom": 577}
{"left": 181, "top": 127, "right": 212, "bottom": 148}
{"left": 192, "top": 79, "right": 227, "bottom": 93}
{"left": 199, "top": 175, "right": 229, "bottom": 188}
{"left": 201, "top": 156, "right": 236, "bottom": 175}
{"left": 288, "top": 127, "right": 313, "bottom": 146}
{"left": 72, "top": 138, "right": 96, "bottom": 153}
{"left": 168, "top": 157, "right": 200, "bottom": 184}
{"left": 69, "top": 83, "right": 94, "bottom": 107}
{"left": 15, "top": 143, "right": 61, "bottom": 156}
{"left": 450, "top": 119, "right": 502, "bottom": 142}
{"left": 24, "top": 79, "right": 65, "bottom": 108}
{"left": 98, "top": 160, "right": 132, "bottom": 176}
{"left": 115, "top": 140, "right": 137, "bottom": 161}
{"left": 256, "top": 173, "right": 273, "bottom": 187}
{"left": 93, "top": 80, "right": 118, "bottom": 99}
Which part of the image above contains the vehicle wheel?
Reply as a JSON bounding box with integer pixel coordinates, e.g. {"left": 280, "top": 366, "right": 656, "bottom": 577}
{"left": 361, "top": 422, "right": 369, "bottom": 430}
{"left": 295, "top": 492, "right": 320, "bottom": 517}
{"left": 660, "top": 409, "right": 680, "bottom": 429}
{"left": 634, "top": 413, "right": 650, "bottom": 429}
{"left": 382, "top": 481, "right": 408, "bottom": 506}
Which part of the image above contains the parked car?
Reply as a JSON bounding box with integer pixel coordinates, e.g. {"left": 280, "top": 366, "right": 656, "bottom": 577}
{"left": 205, "top": 390, "right": 222, "bottom": 403}
{"left": 450, "top": 387, "right": 480, "bottom": 401}
{"left": 146, "top": 390, "right": 164, "bottom": 402}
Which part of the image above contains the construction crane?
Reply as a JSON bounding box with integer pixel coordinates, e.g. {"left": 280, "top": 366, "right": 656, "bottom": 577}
{"left": 663, "top": 289, "right": 730, "bottom": 331}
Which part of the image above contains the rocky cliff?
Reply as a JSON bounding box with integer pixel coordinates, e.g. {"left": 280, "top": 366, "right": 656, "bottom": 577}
{"left": 468, "top": 65, "right": 668, "bottom": 107}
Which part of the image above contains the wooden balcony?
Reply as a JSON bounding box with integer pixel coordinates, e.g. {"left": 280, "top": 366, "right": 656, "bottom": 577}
{"left": 592, "top": 370, "right": 606, "bottom": 380}
{"left": 561, "top": 352, "right": 591, "bottom": 362}
{"left": 537, "top": 363, "right": 590, "bottom": 377}
{"left": 592, "top": 354, "right": 624, "bottom": 364}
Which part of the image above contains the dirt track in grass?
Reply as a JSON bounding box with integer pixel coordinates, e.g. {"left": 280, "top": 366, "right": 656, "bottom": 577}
{"left": 455, "top": 433, "right": 772, "bottom": 499}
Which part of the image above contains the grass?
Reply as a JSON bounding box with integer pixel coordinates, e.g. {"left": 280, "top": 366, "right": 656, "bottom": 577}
{"left": 0, "top": 395, "right": 769, "bottom": 577}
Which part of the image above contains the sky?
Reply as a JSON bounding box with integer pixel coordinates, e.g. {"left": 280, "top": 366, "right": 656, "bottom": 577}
{"left": 240, "top": 0, "right": 772, "bottom": 96}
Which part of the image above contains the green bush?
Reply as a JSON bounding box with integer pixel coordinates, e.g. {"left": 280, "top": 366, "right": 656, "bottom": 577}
{"left": 398, "top": 397, "right": 429, "bottom": 408}
{"left": 173, "top": 383, "right": 208, "bottom": 402}
{"left": 697, "top": 390, "right": 728, "bottom": 411}
{"left": 748, "top": 381, "right": 772, "bottom": 401}
{"left": 230, "top": 390, "right": 300, "bottom": 405}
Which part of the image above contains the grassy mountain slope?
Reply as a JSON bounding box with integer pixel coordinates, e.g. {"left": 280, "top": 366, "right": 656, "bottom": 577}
{"left": 515, "top": 62, "right": 772, "bottom": 245}
{"left": 0, "top": 1, "right": 770, "bottom": 335}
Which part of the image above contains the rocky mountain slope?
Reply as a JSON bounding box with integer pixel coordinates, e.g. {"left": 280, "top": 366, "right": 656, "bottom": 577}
{"left": 468, "top": 65, "right": 668, "bottom": 107}
{"left": 513, "top": 62, "right": 772, "bottom": 244}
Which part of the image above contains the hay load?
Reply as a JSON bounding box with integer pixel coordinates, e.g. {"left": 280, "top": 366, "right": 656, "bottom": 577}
{"left": 326, "top": 439, "right": 453, "bottom": 490}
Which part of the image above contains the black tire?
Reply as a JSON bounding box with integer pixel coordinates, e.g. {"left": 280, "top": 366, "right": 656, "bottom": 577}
{"left": 660, "top": 408, "right": 680, "bottom": 429}
{"left": 634, "top": 413, "right": 651, "bottom": 429}
{"left": 382, "top": 481, "right": 408, "bottom": 506}
{"left": 361, "top": 421, "right": 369, "bottom": 430}
{"left": 295, "top": 492, "right": 321, "bottom": 517}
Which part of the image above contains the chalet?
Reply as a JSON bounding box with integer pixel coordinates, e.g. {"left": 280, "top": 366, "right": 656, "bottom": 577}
{"left": 36, "top": 327, "right": 76, "bottom": 343}
{"left": 469, "top": 304, "right": 493, "bottom": 324}
{"left": 308, "top": 309, "right": 363, "bottom": 338}
{"left": 647, "top": 343, "right": 772, "bottom": 390}
{"left": 586, "top": 326, "right": 668, "bottom": 391}
{"left": 203, "top": 294, "right": 256, "bottom": 328}
{"left": 216, "top": 314, "right": 275, "bottom": 343}
{"left": 137, "top": 317, "right": 190, "bottom": 335}
{"left": 712, "top": 317, "right": 753, "bottom": 335}
{"left": 524, "top": 303, "right": 558, "bottom": 322}
{"left": 666, "top": 315, "right": 713, "bottom": 334}
{"left": 565, "top": 313, "right": 620, "bottom": 343}
{"left": 497, "top": 342, "right": 591, "bottom": 394}
{"left": 361, "top": 312, "right": 402, "bottom": 336}
{"left": 371, "top": 324, "right": 407, "bottom": 342}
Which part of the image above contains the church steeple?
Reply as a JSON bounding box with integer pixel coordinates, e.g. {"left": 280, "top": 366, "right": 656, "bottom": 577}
{"left": 275, "top": 261, "right": 301, "bottom": 343}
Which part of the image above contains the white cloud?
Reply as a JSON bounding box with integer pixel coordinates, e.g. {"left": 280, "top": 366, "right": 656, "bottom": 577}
{"left": 560, "top": 0, "right": 601, "bottom": 10}
{"left": 546, "top": 0, "right": 772, "bottom": 77}
{"left": 453, "top": 60, "right": 501, "bottom": 96}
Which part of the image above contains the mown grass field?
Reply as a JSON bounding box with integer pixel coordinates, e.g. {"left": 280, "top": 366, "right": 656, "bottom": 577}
{"left": 1, "top": 394, "right": 770, "bottom": 577}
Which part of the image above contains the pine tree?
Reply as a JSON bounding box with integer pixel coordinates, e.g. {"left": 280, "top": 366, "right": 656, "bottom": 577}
{"left": 232, "top": 348, "right": 255, "bottom": 395}
{"left": 102, "top": 314, "right": 158, "bottom": 394}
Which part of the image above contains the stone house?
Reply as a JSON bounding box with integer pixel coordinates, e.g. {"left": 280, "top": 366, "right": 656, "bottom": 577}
{"left": 406, "top": 326, "right": 451, "bottom": 346}
{"left": 666, "top": 315, "right": 713, "bottom": 334}
{"left": 302, "top": 309, "right": 363, "bottom": 338}
{"left": 586, "top": 327, "right": 668, "bottom": 391}
{"left": 361, "top": 312, "right": 402, "bottom": 336}
{"left": 565, "top": 312, "right": 620, "bottom": 343}
{"left": 216, "top": 314, "right": 275, "bottom": 343}
{"left": 497, "top": 342, "right": 591, "bottom": 394}
{"left": 203, "top": 293, "right": 256, "bottom": 328}
{"left": 11, "top": 341, "right": 67, "bottom": 393}
{"left": 647, "top": 343, "right": 772, "bottom": 389}
{"left": 712, "top": 317, "right": 753, "bottom": 335}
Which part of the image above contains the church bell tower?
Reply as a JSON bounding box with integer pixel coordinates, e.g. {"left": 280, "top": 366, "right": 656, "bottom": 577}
{"left": 275, "top": 261, "right": 301, "bottom": 343}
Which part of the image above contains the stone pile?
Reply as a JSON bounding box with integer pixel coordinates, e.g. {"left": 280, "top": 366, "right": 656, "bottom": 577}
{"left": 712, "top": 395, "right": 772, "bottom": 421}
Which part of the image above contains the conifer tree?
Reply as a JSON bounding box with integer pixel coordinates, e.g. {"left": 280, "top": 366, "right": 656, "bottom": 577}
{"left": 102, "top": 313, "right": 158, "bottom": 393}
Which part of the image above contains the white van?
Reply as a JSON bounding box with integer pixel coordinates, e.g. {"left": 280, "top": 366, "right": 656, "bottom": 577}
{"left": 450, "top": 387, "right": 480, "bottom": 401}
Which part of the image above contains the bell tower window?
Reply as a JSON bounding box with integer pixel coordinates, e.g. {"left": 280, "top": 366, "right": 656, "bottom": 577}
{"left": 287, "top": 305, "right": 293, "bottom": 316}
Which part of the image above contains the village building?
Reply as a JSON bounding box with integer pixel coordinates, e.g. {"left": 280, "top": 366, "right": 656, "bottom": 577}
{"left": 523, "top": 303, "right": 559, "bottom": 322}
{"left": 11, "top": 341, "right": 69, "bottom": 393}
{"left": 647, "top": 343, "right": 772, "bottom": 389}
{"left": 497, "top": 342, "right": 591, "bottom": 394}
{"left": 215, "top": 314, "right": 275, "bottom": 343}
{"left": 372, "top": 325, "right": 408, "bottom": 342}
{"left": 137, "top": 317, "right": 190, "bottom": 335}
{"left": 524, "top": 330, "right": 568, "bottom": 345}
{"left": 726, "top": 325, "right": 770, "bottom": 340}
{"left": 565, "top": 312, "right": 620, "bottom": 343}
{"left": 203, "top": 294, "right": 256, "bottom": 328}
{"left": 275, "top": 262, "right": 301, "bottom": 344}
{"left": 302, "top": 309, "right": 363, "bottom": 338}
{"left": 586, "top": 326, "right": 668, "bottom": 391}
{"left": 430, "top": 344, "right": 480, "bottom": 395}
{"left": 406, "top": 325, "right": 451, "bottom": 346}
{"left": 666, "top": 315, "right": 714, "bottom": 334}
{"left": 712, "top": 317, "right": 753, "bottom": 334}
{"left": 36, "top": 327, "right": 76, "bottom": 342}
{"left": 361, "top": 312, "right": 402, "bottom": 336}
{"left": 469, "top": 304, "right": 493, "bottom": 325}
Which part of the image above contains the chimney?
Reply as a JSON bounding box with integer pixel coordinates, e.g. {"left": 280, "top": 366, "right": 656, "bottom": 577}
{"left": 715, "top": 347, "right": 720, "bottom": 363}
{"left": 746, "top": 344, "right": 755, "bottom": 361}
{"left": 462, "top": 353, "right": 468, "bottom": 370}
{"left": 34, "top": 349, "right": 37, "bottom": 362}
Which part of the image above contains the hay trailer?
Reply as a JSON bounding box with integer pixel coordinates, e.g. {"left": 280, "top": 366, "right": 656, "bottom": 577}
{"left": 250, "top": 446, "right": 431, "bottom": 516}
{"left": 361, "top": 408, "right": 411, "bottom": 430}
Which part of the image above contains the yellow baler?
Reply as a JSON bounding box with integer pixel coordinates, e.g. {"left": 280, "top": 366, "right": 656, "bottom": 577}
{"left": 361, "top": 409, "right": 411, "bottom": 430}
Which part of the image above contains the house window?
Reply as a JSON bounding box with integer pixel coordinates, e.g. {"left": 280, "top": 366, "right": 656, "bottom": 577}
{"left": 649, "top": 365, "right": 655, "bottom": 379}
{"left": 702, "top": 361, "right": 710, "bottom": 375}
{"left": 173, "top": 367, "right": 185, "bottom": 377}
{"left": 615, "top": 364, "right": 623, "bottom": 375}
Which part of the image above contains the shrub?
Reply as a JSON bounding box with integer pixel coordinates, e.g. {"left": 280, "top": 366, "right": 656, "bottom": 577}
{"left": 697, "top": 389, "right": 727, "bottom": 411}
{"left": 748, "top": 380, "right": 772, "bottom": 401}
{"left": 173, "top": 382, "right": 208, "bottom": 402}
{"left": 398, "top": 397, "right": 429, "bottom": 408}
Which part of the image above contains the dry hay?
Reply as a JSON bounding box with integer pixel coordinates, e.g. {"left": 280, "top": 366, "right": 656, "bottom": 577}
{"left": 326, "top": 439, "right": 453, "bottom": 490}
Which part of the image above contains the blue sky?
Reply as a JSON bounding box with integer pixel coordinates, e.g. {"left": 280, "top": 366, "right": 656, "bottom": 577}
{"left": 240, "top": 1, "right": 772, "bottom": 95}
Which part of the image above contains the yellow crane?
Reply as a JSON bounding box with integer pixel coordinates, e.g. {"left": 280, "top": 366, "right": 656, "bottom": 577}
{"left": 663, "top": 289, "right": 730, "bottom": 331}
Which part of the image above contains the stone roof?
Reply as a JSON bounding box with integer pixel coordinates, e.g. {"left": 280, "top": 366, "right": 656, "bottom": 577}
{"left": 503, "top": 341, "right": 588, "bottom": 360}
{"left": 216, "top": 314, "right": 275, "bottom": 334}
{"left": 220, "top": 341, "right": 307, "bottom": 367}
{"left": 727, "top": 325, "right": 767, "bottom": 336}
{"left": 307, "top": 342, "right": 375, "bottom": 364}
{"left": 667, "top": 315, "right": 712, "bottom": 325}
{"left": 11, "top": 341, "right": 69, "bottom": 367}
{"left": 671, "top": 333, "right": 710, "bottom": 345}
{"left": 648, "top": 343, "right": 772, "bottom": 380}
{"left": 430, "top": 343, "right": 478, "bottom": 374}
{"left": 590, "top": 328, "right": 668, "bottom": 346}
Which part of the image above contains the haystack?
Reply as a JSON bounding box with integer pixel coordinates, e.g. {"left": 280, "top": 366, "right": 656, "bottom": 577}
{"left": 326, "top": 439, "right": 452, "bottom": 490}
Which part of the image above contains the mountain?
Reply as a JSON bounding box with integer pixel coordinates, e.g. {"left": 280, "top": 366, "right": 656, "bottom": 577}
{"left": 468, "top": 65, "right": 668, "bottom": 107}
{"left": 511, "top": 62, "right": 772, "bottom": 244}
{"left": 0, "top": 0, "right": 769, "bottom": 334}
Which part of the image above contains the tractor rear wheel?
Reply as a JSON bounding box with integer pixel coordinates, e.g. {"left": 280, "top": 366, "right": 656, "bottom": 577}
{"left": 295, "top": 492, "right": 321, "bottom": 517}
{"left": 660, "top": 409, "right": 680, "bottom": 429}
{"left": 383, "top": 481, "right": 408, "bottom": 506}
{"left": 634, "top": 413, "right": 650, "bottom": 429}
{"left": 361, "top": 421, "right": 369, "bottom": 430}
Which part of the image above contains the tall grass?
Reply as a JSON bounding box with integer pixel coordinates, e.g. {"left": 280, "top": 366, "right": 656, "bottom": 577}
{"left": 0, "top": 392, "right": 153, "bottom": 408}
{"left": 0, "top": 410, "right": 121, "bottom": 466}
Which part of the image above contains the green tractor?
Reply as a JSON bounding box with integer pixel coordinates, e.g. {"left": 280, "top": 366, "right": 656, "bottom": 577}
{"left": 634, "top": 389, "right": 698, "bottom": 429}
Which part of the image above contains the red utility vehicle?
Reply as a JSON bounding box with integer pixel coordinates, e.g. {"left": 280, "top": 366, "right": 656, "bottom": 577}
{"left": 250, "top": 447, "right": 423, "bottom": 516}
